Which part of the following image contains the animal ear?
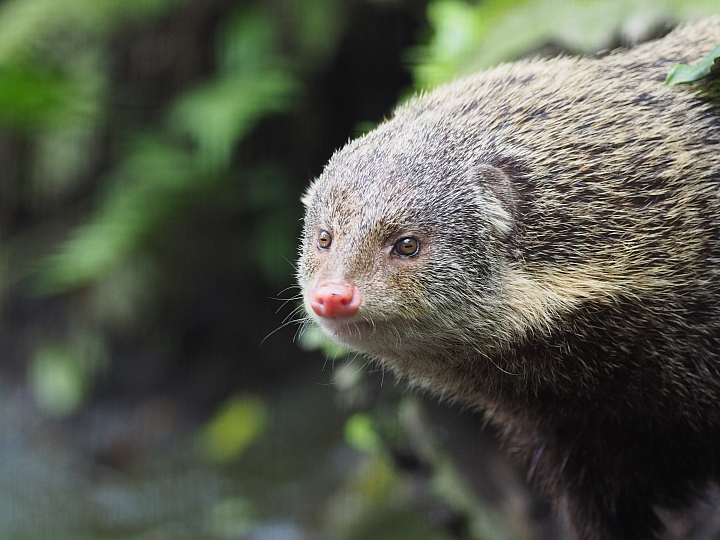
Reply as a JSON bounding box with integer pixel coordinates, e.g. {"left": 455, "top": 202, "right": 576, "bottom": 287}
{"left": 300, "top": 182, "right": 316, "bottom": 208}
{"left": 470, "top": 164, "right": 516, "bottom": 238}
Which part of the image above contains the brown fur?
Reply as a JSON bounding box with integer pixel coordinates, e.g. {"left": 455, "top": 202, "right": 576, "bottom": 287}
{"left": 299, "top": 18, "right": 720, "bottom": 540}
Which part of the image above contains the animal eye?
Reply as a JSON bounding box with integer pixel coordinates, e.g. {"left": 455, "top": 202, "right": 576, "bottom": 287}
{"left": 317, "top": 230, "right": 332, "bottom": 249}
{"left": 393, "top": 237, "right": 419, "bottom": 257}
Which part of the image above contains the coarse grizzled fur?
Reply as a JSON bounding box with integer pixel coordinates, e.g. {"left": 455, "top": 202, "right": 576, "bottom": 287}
{"left": 298, "top": 17, "right": 720, "bottom": 540}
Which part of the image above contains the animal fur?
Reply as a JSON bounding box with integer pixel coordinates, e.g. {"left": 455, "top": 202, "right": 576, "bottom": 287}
{"left": 298, "top": 17, "right": 720, "bottom": 540}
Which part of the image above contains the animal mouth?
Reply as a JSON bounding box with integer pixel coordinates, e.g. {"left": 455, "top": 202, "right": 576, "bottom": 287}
{"left": 317, "top": 318, "right": 376, "bottom": 343}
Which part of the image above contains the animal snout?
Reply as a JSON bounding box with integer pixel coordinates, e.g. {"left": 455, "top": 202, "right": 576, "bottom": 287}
{"left": 308, "top": 281, "right": 362, "bottom": 319}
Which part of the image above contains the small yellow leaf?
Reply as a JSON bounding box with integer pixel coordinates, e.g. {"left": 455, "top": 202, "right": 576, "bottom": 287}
{"left": 344, "top": 413, "right": 382, "bottom": 453}
{"left": 198, "top": 395, "right": 268, "bottom": 463}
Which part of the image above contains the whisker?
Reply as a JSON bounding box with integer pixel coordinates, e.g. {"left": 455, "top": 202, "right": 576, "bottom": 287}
{"left": 261, "top": 317, "right": 308, "bottom": 346}
{"left": 282, "top": 256, "right": 298, "bottom": 272}
{"left": 281, "top": 305, "right": 306, "bottom": 325}
{"left": 272, "top": 294, "right": 304, "bottom": 314}
{"left": 270, "top": 293, "right": 302, "bottom": 303}
{"left": 293, "top": 320, "right": 315, "bottom": 345}
{"left": 274, "top": 283, "right": 301, "bottom": 297}
{"left": 355, "top": 355, "right": 372, "bottom": 378}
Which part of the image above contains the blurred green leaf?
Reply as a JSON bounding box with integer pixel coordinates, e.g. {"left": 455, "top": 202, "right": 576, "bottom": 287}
{"left": 0, "top": 0, "right": 186, "bottom": 63}
{"left": 87, "top": 255, "right": 159, "bottom": 331}
{"left": 350, "top": 454, "right": 399, "bottom": 502}
{"left": 0, "top": 63, "right": 73, "bottom": 127}
{"left": 29, "top": 333, "right": 108, "bottom": 417}
{"left": 30, "top": 346, "right": 85, "bottom": 416}
{"left": 208, "top": 497, "right": 255, "bottom": 540}
{"left": 198, "top": 395, "right": 269, "bottom": 463}
{"left": 345, "top": 413, "right": 383, "bottom": 454}
{"left": 292, "top": 0, "right": 345, "bottom": 65}
{"left": 31, "top": 122, "right": 103, "bottom": 200}
{"left": 298, "top": 323, "right": 350, "bottom": 359}
{"left": 431, "top": 458, "right": 512, "bottom": 540}
{"left": 413, "top": 0, "right": 720, "bottom": 88}
{"left": 666, "top": 43, "right": 720, "bottom": 85}
{"left": 411, "top": 0, "right": 485, "bottom": 87}
{"left": 33, "top": 5, "right": 302, "bottom": 293}
{"left": 217, "top": 7, "right": 280, "bottom": 76}
{"left": 0, "top": 55, "right": 104, "bottom": 130}
{"left": 171, "top": 7, "right": 299, "bottom": 170}
{"left": 171, "top": 71, "right": 299, "bottom": 170}
{"left": 34, "top": 136, "right": 202, "bottom": 292}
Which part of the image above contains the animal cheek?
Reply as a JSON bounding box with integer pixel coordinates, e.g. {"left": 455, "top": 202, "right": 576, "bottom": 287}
{"left": 383, "top": 271, "right": 427, "bottom": 309}
{"left": 299, "top": 251, "right": 321, "bottom": 280}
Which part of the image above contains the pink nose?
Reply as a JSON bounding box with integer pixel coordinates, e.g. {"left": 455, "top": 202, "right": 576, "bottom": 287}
{"left": 309, "top": 281, "right": 362, "bottom": 319}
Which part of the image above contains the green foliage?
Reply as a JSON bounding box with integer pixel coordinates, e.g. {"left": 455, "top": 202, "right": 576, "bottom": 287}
{"left": 29, "top": 332, "right": 109, "bottom": 416}
{"left": 35, "top": 5, "right": 301, "bottom": 292}
{"left": 171, "top": 8, "right": 300, "bottom": 170}
{"left": 0, "top": 0, "right": 180, "bottom": 129}
{"left": 291, "top": 0, "right": 345, "bottom": 63}
{"left": 666, "top": 43, "right": 720, "bottom": 85}
{"left": 171, "top": 71, "right": 298, "bottom": 171}
{"left": 36, "top": 136, "right": 203, "bottom": 292}
{"left": 410, "top": 0, "right": 498, "bottom": 87}
{"left": 0, "top": 0, "right": 183, "bottom": 63}
{"left": 208, "top": 497, "right": 256, "bottom": 539}
{"left": 413, "top": 0, "right": 720, "bottom": 88}
{"left": 298, "top": 323, "right": 351, "bottom": 359}
{"left": 4, "top": 2, "right": 717, "bottom": 537}
{"left": 0, "top": 63, "right": 76, "bottom": 128}
{"left": 345, "top": 413, "right": 384, "bottom": 453}
{"left": 0, "top": 0, "right": 344, "bottom": 415}
{"left": 197, "top": 395, "right": 269, "bottom": 463}
{"left": 30, "top": 346, "right": 88, "bottom": 416}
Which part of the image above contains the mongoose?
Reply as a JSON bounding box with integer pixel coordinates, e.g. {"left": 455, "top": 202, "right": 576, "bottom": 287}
{"left": 298, "top": 18, "right": 720, "bottom": 540}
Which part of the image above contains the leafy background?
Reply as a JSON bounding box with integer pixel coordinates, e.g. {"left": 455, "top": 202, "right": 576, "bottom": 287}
{"left": 0, "top": 0, "right": 718, "bottom": 539}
